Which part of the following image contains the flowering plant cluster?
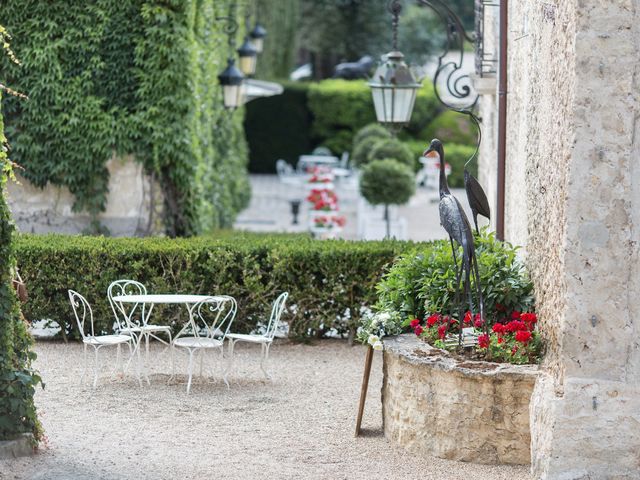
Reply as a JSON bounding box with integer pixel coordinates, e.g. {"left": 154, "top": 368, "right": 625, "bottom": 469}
{"left": 313, "top": 215, "right": 346, "bottom": 229}
{"left": 306, "top": 189, "right": 338, "bottom": 211}
{"left": 357, "top": 310, "right": 404, "bottom": 350}
{"left": 410, "top": 310, "right": 541, "bottom": 364}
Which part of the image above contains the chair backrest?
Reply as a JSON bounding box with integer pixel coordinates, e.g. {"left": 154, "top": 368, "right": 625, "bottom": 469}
{"left": 68, "top": 290, "right": 93, "bottom": 339}
{"left": 265, "top": 292, "right": 289, "bottom": 340}
{"left": 107, "top": 279, "right": 147, "bottom": 331}
{"left": 178, "top": 296, "right": 237, "bottom": 342}
{"left": 276, "top": 159, "right": 294, "bottom": 178}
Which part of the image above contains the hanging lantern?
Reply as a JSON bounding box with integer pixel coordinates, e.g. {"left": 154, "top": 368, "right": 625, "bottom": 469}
{"left": 249, "top": 23, "right": 267, "bottom": 53}
{"left": 369, "top": 51, "right": 421, "bottom": 125}
{"left": 218, "top": 57, "right": 245, "bottom": 110}
{"left": 237, "top": 37, "right": 258, "bottom": 76}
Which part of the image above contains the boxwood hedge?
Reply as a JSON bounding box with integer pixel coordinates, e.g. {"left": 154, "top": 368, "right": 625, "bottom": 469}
{"left": 16, "top": 234, "right": 424, "bottom": 341}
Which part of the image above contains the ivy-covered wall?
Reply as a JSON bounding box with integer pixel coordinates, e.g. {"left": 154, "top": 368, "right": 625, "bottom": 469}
{"left": 0, "top": 28, "right": 42, "bottom": 442}
{"left": 0, "top": 0, "right": 250, "bottom": 237}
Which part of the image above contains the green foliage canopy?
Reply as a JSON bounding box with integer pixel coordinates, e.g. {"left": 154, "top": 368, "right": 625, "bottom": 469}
{"left": 0, "top": 0, "right": 251, "bottom": 236}
{"left": 367, "top": 138, "right": 415, "bottom": 169}
{"left": 359, "top": 159, "right": 416, "bottom": 207}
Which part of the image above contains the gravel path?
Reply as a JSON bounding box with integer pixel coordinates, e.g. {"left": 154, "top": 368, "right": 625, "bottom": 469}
{"left": 1, "top": 340, "right": 532, "bottom": 480}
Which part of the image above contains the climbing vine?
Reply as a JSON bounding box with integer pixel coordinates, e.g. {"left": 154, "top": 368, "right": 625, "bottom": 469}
{"left": 0, "top": 25, "right": 42, "bottom": 442}
{"left": 0, "top": 0, "right": 250, "bottom": 236}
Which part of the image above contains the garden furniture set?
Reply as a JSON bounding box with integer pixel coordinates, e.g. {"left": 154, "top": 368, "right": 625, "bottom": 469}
{"left": 68, "top": 282, "right": 288, "bottom": 393}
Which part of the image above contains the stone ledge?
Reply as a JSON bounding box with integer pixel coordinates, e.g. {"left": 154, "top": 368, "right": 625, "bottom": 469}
{"left": 0, "top": 433, "right": 35, "bottom": 459}
{"left": 382, "top": 334, "right": 538, "bottom": 465}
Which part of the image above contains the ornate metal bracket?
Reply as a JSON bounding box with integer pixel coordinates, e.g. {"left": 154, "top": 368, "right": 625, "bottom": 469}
{"left": 414, "top": 0, "right": 481, "bottom": 165}
{"left": 216, "top": 0, "right": 240, "bottom": 52}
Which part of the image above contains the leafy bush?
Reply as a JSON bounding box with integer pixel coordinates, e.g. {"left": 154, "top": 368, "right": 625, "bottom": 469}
{"left": 15, "top": 233, "right": 425, "bottom": 341}
{"left": 352, "top": 136, "right": 381, "bottom": 168}
{"left": 420, "top": 110, "right": 478, "bottom": 146}
{"left": 376, "top": 229, "right": 535, "bottom": 324}
{"left": 367, "top": 139, "right": 415, "bottom": 169}
{"left": 404, "top": 140, "right": 476, "bottom": 188}
{"left": 0, "top": 1, "right": 251, "bottom": 236}
{"left": 352, "top": 123, "right": 392, "bottom": 149}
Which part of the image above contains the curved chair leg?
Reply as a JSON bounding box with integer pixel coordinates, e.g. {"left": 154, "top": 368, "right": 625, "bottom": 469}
{"left": 220, "top": 347, "right": 229, "bottom": 389}
{"left": 111, "top": 344, "right": 122, "bottom": 378}
{"left": 81, "top": 343, "right": 88, "bottom": 385}
{"left": 224, "top": 339, "right": 236, "bottom": 381}
{"left": 186, "top": 349, "right": 195, "bottom": 394}
{"left": 93, "top": 346, "right": 100, "bottom": 389}
{"left": 199, "top": 349, "right": 205, "bottom": 378}
{"left": 260, "top": 342, "right": 272, "bottom": 380}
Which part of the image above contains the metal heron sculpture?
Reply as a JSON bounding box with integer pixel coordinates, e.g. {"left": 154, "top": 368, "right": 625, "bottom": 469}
{"left": 424, "top": 139, "right": 485, "bottom": 345}
{"left": 462, "top": 114, "right": 491, "bottom": 234}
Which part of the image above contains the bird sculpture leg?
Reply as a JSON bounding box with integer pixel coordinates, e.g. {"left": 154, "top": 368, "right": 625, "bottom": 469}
{"left": 448, "top": 237, "right": 464, "bottom": 340}
{"left": 470, "top": 252, "right": 486, "bottom": 335}
{"left": 472, "top": 211, "right": 480, "bottom": 236}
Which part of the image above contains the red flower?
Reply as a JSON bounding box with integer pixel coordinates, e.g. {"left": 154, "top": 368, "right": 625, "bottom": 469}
{"left": 463, "top": 311, "right": 472, "bottom": 325}
{"left": 473, "top": 314, "right": 484, "bottom": 328}
{"left": 511, "top": 346, "right": 518, "bottom": 356}
{"left": 437, "top": 324, "right": 447, "bottom": 340}
{"left": 492, "top": 323, "right": 506, "bottom": 335}
{"left": 521, "top": 312, "right": 537, "bottom": 324}
{"left": 506, "top": 320, "right": 527, "bottom": 333}
{"left": 497, "top": 337, "right": 504, "bottom": 344}
{"left": 426, "top": 314, "right": 439, "bottom": 327}
{"left": 414, "top": 325, "right": 424, "bottom": 336}
{"left": 496, "top": 303, "right": 506, "bottom": 312}
{"left": 410, "top": 318, "right": 421, "bottom": 328}
{"left": 511, "top": 310, "right": 521, "bottom": 320}
{"left": 515, "top": 330, "right": 532, "bottom": 343}
{"left": 478, "top": 334, "right": 490, "bottom": 349}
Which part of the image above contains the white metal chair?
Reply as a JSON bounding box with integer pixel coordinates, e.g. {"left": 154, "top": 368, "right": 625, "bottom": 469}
{"left": 68, "top": 290, "right": 134, "bottom": 388}
{"left": 226, "top": 292, "right": 288, "bottom": 379}
{"left": 108, "top": 279, "right": 173, "bottom": 376}
{"left": 172, "top": 296, "right": 237, "bottom": 393}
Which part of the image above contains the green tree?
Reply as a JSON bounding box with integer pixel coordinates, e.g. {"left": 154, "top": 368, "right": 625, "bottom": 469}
{"left": 367, "top": 138, "right": 415, "bottom": 169}
{"left": 360, "top": 159, "right": 415, "bottom": 238}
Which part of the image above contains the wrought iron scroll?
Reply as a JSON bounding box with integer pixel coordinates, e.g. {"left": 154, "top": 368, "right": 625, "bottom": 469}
{"left": 216, "top": 0, "right": 240, "bottom": 51}
{"left": 415, "top": 0, "right": 481, "bottom": 164}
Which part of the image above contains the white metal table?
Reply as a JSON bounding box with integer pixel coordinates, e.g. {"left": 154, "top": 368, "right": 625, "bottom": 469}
{"left": 112, "top": 294, "right": 225, "bottom": 382}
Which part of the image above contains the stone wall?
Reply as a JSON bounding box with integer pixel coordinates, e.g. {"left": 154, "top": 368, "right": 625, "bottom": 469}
{"left": 6, "top": 155, "right": 163, "bottom": 236}
{"left": 382, "top": 335, "right": 537, "bottom": 465}
{"left": 478, "top": 0, "right": 640, "bottom": 477}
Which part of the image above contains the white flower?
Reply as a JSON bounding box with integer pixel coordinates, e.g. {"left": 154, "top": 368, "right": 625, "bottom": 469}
{"left": 372, "top": 341, "right": 383, "bottom": 351}
{"left": 378, "top": 312, "right": 391, "bottom": 322}
{"left": 368, "top": 334, "right": 380, "bottom": 346}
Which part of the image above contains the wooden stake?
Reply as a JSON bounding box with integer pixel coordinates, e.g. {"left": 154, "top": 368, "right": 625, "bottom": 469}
{"left": 354, "top": 345, "right": 374, "bottom": 437}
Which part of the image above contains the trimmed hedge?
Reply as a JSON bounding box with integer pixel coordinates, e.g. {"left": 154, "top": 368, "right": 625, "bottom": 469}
{"left": 15, "top": 234, "right": 423, "bottom": 340}
{"left": 420, "top": 110, "right": 478, "bottom": 146}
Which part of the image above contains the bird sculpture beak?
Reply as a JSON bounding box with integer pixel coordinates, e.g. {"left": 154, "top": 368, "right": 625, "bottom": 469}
{"left": 423, "top": 148, "right": 439, "bottom": 158}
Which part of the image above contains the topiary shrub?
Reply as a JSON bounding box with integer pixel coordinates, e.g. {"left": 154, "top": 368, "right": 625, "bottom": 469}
{"left": 360, "top": 159, "right": 416, "bottom": 237}
{"left": 352, "top": 123, "right": 392, "bottom": 150}
{"left": 352, "top": 136, "right": 382, "bottom": 168}
{"left": 367, "top": 138, "right": 415, "bottom": 169}
{"left": 420, "top": 110, "right": 477, "bottom": 146}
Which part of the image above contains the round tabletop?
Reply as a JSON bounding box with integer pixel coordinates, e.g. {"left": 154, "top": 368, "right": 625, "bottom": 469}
{"left": 111, "top": 294, "right": 225, "bottom": 304}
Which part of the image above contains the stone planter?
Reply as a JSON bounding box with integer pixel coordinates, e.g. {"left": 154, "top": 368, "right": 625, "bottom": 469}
{"left": 382, "top": 334, "right": 538, "bottom": 465}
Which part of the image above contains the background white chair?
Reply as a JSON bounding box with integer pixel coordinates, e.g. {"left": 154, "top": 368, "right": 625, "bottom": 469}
{"left": 108, "top": 279, "right": 173, "bottom": 379}
{"left": 68, "top": 289, "right": 134, "bottom": 388}
{"left": 226, "top": 292, "right": 288, "bottom": 379}
{"left": 172, "top": 296, "right": 237, "bottom": 393}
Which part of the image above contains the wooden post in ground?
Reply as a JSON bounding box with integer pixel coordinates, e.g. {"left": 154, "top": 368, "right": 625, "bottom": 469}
{"left": 354, "top": 345, "right": 374, "bottom": 437}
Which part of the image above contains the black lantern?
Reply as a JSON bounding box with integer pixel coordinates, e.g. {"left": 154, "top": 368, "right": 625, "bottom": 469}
{"left": 249, "top": 23, "right": 267, "bottom": 53}
{"left": 369, "top": 51, "right": 420, "bottom": 125}
{"left": 218, "top": 57, "right": 245, "bottom": 110}
{"left": 237, "top": 37, "right": 258, "bottom": 76}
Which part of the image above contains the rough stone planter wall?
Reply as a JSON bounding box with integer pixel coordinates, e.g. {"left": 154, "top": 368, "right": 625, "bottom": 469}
{"left": 382, "top": 334, "right": 538, "bottom": 465}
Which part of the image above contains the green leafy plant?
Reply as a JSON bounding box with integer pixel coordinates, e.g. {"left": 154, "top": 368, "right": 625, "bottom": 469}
{"left": 352, "top": 123, "right": 392, "bottom": 150}
{"left": 420, "top": 110, "right": 478, "bottom": 146}
{"left": 0, "top": 32, "right": 42, "bottom": 441}
{"left": 404, "top": 140, "right": 476, "bottom": 188}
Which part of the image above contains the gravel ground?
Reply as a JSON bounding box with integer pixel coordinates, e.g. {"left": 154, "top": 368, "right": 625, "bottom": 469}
{"left": 1, "top": 340, "right": 532, "bottom": 480}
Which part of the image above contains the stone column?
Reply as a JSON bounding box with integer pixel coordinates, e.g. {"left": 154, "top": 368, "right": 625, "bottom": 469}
{"left": 527, "top": 0, "right": 640, "bottom": 478}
